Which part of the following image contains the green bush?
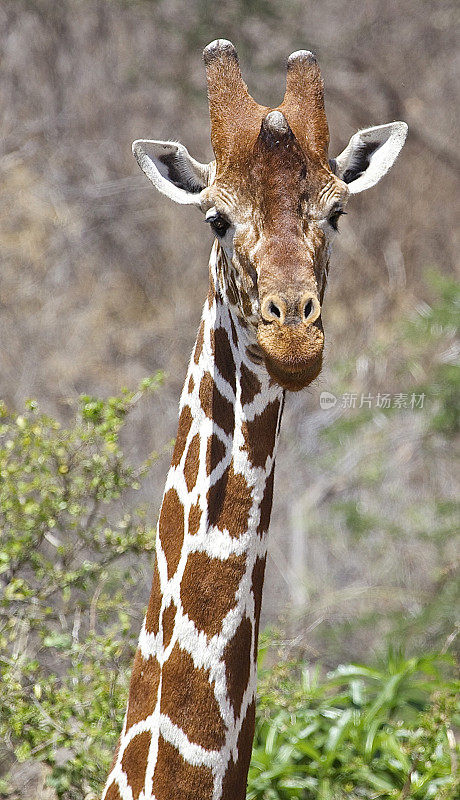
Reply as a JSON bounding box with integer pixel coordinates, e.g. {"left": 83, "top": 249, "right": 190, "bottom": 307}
{"left": 250, "top": 648, "right": 459, "bottom": 800}
{"left": 0, "top": 377, "right": 163, "bottom": 797}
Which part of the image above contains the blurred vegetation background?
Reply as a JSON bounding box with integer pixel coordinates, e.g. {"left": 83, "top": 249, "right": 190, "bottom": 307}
{"left": 0, "top": 0, "right": 458, "bottom": 797}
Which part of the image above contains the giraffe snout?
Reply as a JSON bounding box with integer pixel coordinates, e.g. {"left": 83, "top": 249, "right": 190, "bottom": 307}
{"left": 260, "top": 290, "right": 321, "bottom": 326}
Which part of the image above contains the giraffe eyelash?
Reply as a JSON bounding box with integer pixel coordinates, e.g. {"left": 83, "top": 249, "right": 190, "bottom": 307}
{"left": 328, "top": 207, "right": 347, "bottom": 231}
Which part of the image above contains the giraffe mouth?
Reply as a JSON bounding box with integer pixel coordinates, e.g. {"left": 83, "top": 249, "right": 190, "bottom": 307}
{"left": 257, "top": 320, "right": 324, "bottom": 391}
{"left": 263, "top": 351, "right": 323, "bottom": 391}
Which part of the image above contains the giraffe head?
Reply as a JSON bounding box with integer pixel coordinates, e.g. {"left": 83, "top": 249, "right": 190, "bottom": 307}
{"left": 133, "top": 40, "right": 407, "bottom": 391}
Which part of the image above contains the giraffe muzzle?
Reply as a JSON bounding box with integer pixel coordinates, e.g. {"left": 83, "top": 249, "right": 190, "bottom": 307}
{"left": 257, "top": 290, "right": 324, "bottom": 391}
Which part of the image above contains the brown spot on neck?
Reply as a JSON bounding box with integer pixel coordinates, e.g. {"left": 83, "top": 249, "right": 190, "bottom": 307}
{"left": 104, "top": 783, "right": 123, "bottom": 800}
{"left": 221, "top": 700, "right": 256, "bottom": 800}
{"left": 171, "top": 405, "right": 193, "bottom": 467}
{"left": 223, "top": 614, "right": 252, "bottom": 719}
{"left": 207, "top": 460, "right": 253, "bottom": 536}
{"left": 207, "top": 274, "right": 216, "bottom": 309}
{"left": 240, "top": 287, "right": 252, "bottom": 317}
{"left": 257, "top": 464, "right": 275, "bottom": 537}
{"left": 180, "top": 551, "right": 247, "bottom": 637}
{"left": 145, "top": 560, "right": 161, "bottom": 634}
{"left": 251, "top": 555, "right": 267, "bottom": 661}
{"left": 229, "top": 314, "right": 238, "bottom": 347}
{"left": 194, "top": 320, "right": 205, "bottom": 365}
{"left": 125, "top": 651, "right": 160, "bottom": 732}
{"left": 242, "top": 399, "right": 281, "bottom": 468}
{"left": 206, "top": 433, "right": 226, "bottom": 476}
{"left": 188, "top": 502, "right": 202, "bottom": 536}
{"left": 225, "top": 269, "right": 239, "bottom": 307}
{"left": 153, "top": 735, "right": 214, "bottom": 800}
{"left": 240, "top": 362, "right": 262, "bottom": 407}
{"left": 212, "top": 326, "right": 236, "bottom": 393}
{"left": 121, "top": 731, "right": 151, "bottom": 800}
{"left": 158, "top": 488, "right": 184, "bottom": 580}
{"left": 162, "top": 600, "right": 177, "bottom": 650}
{"left": 199, "top": 371, "right": 235, "bottom": 436}
{"left": 161, "top": 644, "right": 226, "bottom": 751}
{"left": 183, "top": 432, "right": 200, "bottom": 491}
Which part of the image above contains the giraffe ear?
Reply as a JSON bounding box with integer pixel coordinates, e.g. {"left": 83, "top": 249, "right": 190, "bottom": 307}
{"left": 331, "top": 122, "right": 408, "bottom": 194}
{"left": 132, "top": 139, "right": 211, "bottom": 205}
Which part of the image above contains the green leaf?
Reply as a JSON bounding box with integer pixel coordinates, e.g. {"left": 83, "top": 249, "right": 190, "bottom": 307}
{"left": 323, "top": 708, "right": 354, "bottom": 765}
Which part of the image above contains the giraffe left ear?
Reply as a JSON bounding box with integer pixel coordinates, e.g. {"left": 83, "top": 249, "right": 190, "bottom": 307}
{"left": 132, "top": 139, "right": 211, "bottom": 205}
{"left": 331, "top": 122, "right": 408, "bottom": 194}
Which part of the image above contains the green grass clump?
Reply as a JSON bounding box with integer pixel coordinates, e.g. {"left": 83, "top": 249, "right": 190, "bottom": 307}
{"left": 250, "top": 650, "right": 459, "bottom": 799}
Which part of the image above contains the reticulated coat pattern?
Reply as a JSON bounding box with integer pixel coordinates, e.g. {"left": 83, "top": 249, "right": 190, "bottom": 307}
{"left": 102, "top": 243, "right": 284, "bottom": 800}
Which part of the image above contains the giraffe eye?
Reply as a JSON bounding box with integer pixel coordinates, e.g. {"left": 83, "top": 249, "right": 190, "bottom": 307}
{"left": 328, "top": 207, "right": 346, "bottom": 231}
{"left": 206, "top": 212, "right": 230, "bottom": 237}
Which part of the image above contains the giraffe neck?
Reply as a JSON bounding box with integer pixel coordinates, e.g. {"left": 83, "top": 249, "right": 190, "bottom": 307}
{"left": 103, "top": 244, "right": 284, "bottom": 800}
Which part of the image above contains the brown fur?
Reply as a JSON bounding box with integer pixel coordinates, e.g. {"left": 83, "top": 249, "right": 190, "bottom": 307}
{"left": 207, "top": 461, "right": 253, "bottom": 535}
{"left": 241, "top": 400, "right": 280, "bottom": 468}
{"left": 161, "top": 644, "right": 226, "bottom": 751}
{"left": 204, "top": 41, "right": 268, "bottom": 175}
{"left": 199, "top": 371, "right": 235, "bottom": 436}
{"left": 206, "top": 433, "right": 226, "bottom": 476}
{"left": 229, "top": 313, "right": 238, "bottom": 347}
{"left": 221, "top": 701, "right": 256, "bottom": 800}
{"left": 207, "top": 275, "right": 216, "bottom": 308}
{"left": 258, "top": 319, "right": 324, "bottom": 391}
{"left": 121, "top": 732, "right": 151, "bottom": 800}
{"left": 251, "top": 556, "right": 267, "bottom": 661}
{"left": 153, "top": 736, "right": 214, "bottom": 800}
{"left": 161, "top": 600, "right": 177, "bottom": 649}
{"left": 144, "top": 561, "right": 161, "bottom": 634}
{"left": 223, "top": 615, "right": 253, "bottom": 718}
{"left": 104, "top": 783, "right": 123, "bottom": 800}
{"left": 183, "top": 432, "right": 200, "bottom": 491}
{"left": 211, "top": 326, "right": 236, "bottom": 392}
{"left": 158, "top": 488, "right": 184, "bottom": 580}
{"left": 257, "top": 467, "right": 275, "bottom": 537}
{"left": 188, "top": 502, "right": 202, "bottom": 536}
{"left": 171, "top": 405, "right": 193, "bottom": 467}
{"left": 180, "top": 551, "right": 247, "bottom": 637}
{"left": 240, "top": 362, "right": 262, "bottom": 407}
{"left": 125, "top": 651, "right": 160, "bottom": 731}
{"left": 280, "top": 52, "right": 329, "bottom": 161}
{"left": 194, "top": 320, "right": 205, "bottom": 365}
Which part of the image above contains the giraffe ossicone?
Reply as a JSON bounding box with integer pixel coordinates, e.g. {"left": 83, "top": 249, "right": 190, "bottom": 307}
{"left": 102, "top": 39, "right": 407, "bottom": 800}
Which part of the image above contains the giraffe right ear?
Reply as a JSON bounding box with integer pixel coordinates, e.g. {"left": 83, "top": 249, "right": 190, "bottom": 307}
{"left": 132, "top": 140, "right": 211, "bottom": 205}
{"left": 331, "top": 122, "right": 408, "bottom": 194}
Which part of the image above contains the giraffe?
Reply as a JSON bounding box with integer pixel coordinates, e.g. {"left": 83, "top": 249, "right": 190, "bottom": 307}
{"left": 102, "top": 40, "right": 407, "bottom": 800}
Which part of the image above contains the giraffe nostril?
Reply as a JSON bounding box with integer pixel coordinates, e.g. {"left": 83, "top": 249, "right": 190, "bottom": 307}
{"left": 261, "top": 294, "right": 286, "bottom": 324}
{"left": 303, "top": 299, "right": 313, "bottom": 320}
{"left": 300, "top": 292, "right": 321, "bottom": 324}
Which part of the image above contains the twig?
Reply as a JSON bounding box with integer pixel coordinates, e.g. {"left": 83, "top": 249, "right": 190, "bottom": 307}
{"left": 89, "top": 580, "right": 104, "bottom": 633}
